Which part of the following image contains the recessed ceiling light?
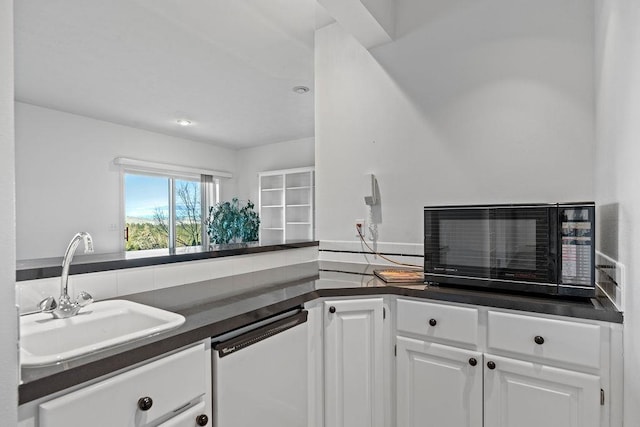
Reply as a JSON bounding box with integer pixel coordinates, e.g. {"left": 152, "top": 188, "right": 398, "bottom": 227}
{"left": 292, "top": 86, "right": 310, "bottom": 94}
{"left": 176, "top": 119, "right": 192, "bottom": 126}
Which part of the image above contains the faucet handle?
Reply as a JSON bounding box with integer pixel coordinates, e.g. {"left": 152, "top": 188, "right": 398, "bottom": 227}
{"left": 38, "top": 296, "right": 57, "bottom": 313}
{"left": 76, "top": 291, "right": 93, "bottom": 307}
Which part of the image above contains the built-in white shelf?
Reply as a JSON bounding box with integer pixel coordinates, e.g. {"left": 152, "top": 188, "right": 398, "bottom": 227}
{"left": 259, "top": 167, "right": 315, "bottom": 242}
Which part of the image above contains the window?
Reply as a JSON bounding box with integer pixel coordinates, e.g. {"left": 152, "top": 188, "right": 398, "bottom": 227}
{"left": 124, "top": 172, "right": 217, "bottom": 251}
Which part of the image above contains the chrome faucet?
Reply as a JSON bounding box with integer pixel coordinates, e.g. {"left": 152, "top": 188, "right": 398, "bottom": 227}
{"left": 38, "top": 232, "right": 95, "bottom": 319}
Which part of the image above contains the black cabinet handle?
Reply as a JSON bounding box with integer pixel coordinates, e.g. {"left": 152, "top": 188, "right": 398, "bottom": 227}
{"left": 534, "top": 335, "right": 545, "bottom": 345}
{"left": 487, "top": 361, "right": 496, "bottom": 370}
{"left": 429, "top": 318, "right": 437, "bottom": 327}
{"left": 468, "top": 358, "right": 477, "bottom": 366}
{"left": 329, "top": 306, "right": 336, "bottom": 314}
{"left": 137, "top": 396, "right": 153, "bottom": 411}
{"left": 196, "top": 414, "right": 209, "bottom": 426}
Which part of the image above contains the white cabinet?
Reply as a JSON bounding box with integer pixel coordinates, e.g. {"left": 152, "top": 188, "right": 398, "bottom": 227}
{"left": 484, "top": 311, "right": 604, "bottom": 427}
{"left": 157, "top": 401, "right": 208, "bottom": 427}
{"left": 259, "top": 167, "right": 314, "bottom": 242}
{"left": 397, "top": 299, "right": 479, "bottom": 347}
{"left": 395, "top": 298, "right": 609, "bottom": 427}
{"left": 36, "top": 343, "right": 210, "bottom": 427}
{"left": 487, "top": 310, "right": 602, "bottom": 369}
{"left": 324, "top": 298, "right": 384, "bottom": 427}
{"left": 484, "top": 354, "right": 601, "bottom": 427}
{"left": 396, "top": 337, "right": 483, "bottom": 427}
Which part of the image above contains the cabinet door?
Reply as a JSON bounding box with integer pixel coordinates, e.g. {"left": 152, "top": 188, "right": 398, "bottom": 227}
{"left": 397, "top": 337, "right": 482, "bottom": 427}
{"left": 324, "top": 298, "right": 384, "bottom": 427}
{"left": 484, "top": 354, "right": 601, "bottom": 427}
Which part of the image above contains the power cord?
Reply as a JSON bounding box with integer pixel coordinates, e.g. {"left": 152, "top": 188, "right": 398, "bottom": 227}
{"left": 356, "top": 225, "right": 422, "bottom": 269}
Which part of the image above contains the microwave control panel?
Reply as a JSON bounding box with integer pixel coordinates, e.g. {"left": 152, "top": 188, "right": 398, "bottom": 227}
{"left": 560, "top": 207, "right": 594, "bottom": 286}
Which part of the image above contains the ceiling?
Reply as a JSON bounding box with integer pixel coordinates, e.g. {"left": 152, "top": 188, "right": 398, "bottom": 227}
{"left": 14, "top": 0, "right": 317, "bottom": 149}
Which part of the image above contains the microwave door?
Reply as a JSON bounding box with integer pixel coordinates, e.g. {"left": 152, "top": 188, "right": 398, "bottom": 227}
{"left": 491, "top": 207, "right": 557, "bottom": 286}
{"left": 425, "top": 208, "right": 492, "bottom": 281}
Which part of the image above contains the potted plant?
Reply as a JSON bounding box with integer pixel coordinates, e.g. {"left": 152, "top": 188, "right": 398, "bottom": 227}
{"left": 207, "top": 198, "right": 260, "bottom": 244}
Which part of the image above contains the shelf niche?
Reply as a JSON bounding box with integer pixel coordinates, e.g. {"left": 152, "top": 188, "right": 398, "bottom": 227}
{"left": 259, "top": 167, "right": 314, "bottom": 243}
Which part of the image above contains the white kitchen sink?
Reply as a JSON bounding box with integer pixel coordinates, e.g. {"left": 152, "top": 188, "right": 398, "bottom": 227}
{"left": 20, "top": 300, "right": 185, "bottom": 367}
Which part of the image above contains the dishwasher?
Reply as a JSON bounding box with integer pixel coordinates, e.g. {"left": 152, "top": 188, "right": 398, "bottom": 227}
{"left": 211, "top": 308, "right": 308, "bottom": 427}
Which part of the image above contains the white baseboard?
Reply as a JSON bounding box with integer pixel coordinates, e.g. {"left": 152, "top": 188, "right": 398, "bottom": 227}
{"left": 319, "top": 240, "right": 423, "bottom": 256}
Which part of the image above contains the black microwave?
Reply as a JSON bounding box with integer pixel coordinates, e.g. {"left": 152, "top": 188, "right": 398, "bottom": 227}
{"left": 424, "top": 202, "right": 595, "bottom": 297}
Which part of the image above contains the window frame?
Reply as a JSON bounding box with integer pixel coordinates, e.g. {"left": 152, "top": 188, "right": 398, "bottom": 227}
{"left": 120, "top": 168, "right": 219, "bottom": 252}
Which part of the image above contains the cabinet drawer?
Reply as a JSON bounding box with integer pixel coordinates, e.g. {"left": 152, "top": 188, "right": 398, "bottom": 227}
{"left": 158, "top": 400, "right": 207, "bottom": 427}
{"left": 487, "top": 311, "right": 601, "bottom": 369}
{"left": 397, "top": 299, "right": 478, "bottom": 346}
{"left": 39, "top": 344, "right": 206, "bottom": 427}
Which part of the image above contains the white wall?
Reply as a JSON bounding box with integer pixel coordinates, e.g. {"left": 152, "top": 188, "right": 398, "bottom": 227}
{"left": 594, "top": 0, "right": 640, "bottom": 424}
{"left": 235, "top": 137, "right": 315, "bottom": 204}
{"left": 315, "top": 0, "right": 595, "bottom": 249}
{"left": 15, "top": 102, "right": 237, "bottom": 259}
{"left": 0, "top": 0, "right": 18, "bottom": 423}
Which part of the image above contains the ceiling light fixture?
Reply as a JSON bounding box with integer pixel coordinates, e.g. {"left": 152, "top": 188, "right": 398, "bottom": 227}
{"left": 292, "top": 86, "right": 310, "bottom": 94}
{"left": 176, "top": 119, "right": 192, "bottom": 126}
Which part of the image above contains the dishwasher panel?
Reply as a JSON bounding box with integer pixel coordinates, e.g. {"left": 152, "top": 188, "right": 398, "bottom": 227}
{"left": 212, "top": 310, "right": 308, "bottom": 427}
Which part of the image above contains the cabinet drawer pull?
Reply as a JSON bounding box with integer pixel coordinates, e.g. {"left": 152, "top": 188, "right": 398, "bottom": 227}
{"left": 137, "top": 396, "right": 153, "bottom": 411}
{"left": 468, "top": 358, "right": 477, "bottom": 366}
{"left": 329, "top": 306, "right": 336, "bottom": 314}
{"left": 196, "top": 414, "right": 209, "bottom": 426}
{"left": 487, "top": 361, "right": 496, "bottom": 370}
{"left": 534, "top": 335, "right": 545, "bottom": 345}
{"left": 429, "top": 318, "right": 437, "bottom": 327}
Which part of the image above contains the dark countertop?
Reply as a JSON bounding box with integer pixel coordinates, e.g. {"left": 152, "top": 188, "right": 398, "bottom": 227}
{"left": 16, "top": 240, "right": 319, "bottom": 281}
{"left": 18, "top": 261, "right": 623, "bottom": 405}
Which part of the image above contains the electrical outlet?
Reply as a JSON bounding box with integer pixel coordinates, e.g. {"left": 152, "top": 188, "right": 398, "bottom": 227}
{"left": 355, "top": 219, "right": 365, "bottom": 237}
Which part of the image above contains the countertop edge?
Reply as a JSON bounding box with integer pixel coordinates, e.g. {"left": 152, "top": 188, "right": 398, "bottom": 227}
{"left": 16, "top": 241, "right": 319, "bottom": 281}
{"left": 313, "top": 287, "right": 623, "bottom": 324}
{"left": 18, "top": 269, "right": 623, "bottom": 405}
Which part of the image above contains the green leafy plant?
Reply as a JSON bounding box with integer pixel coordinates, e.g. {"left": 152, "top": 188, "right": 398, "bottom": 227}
{"left": 207, "top": 198, "right": 260, "bottom": 244}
